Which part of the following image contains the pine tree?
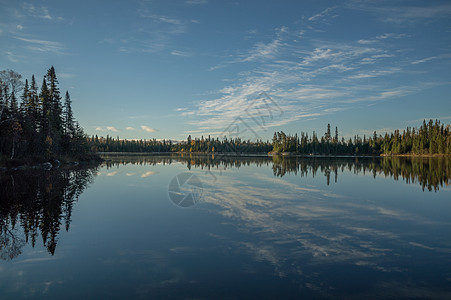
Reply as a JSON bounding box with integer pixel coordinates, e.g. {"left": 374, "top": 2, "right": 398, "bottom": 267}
{"left": 20, "top": 79, "right": 30, "bottom": 115}
{"left": 40, "top": 78, "right": 51, "bottom": 138}
{"left": 9, "top": 91, "right": 19, "bottom": 119}
{"left": 46, "top": 66, "right": 63, "bottom": 147}
{"left": 30, "top": 75, "right": 40, "bottom": 131}
{"left": 325, "top": 123, "right": 331, "bottom": 142}
{"left": 0, "top": 85, "right": 4, "bottom": 121}
{"left": 64, "top": 91, "right": 74, "bottom": 137}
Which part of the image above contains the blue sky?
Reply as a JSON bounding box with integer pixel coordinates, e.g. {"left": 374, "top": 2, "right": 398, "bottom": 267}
{"left": 1, "top": 0, "right": 450, "bottom": 140}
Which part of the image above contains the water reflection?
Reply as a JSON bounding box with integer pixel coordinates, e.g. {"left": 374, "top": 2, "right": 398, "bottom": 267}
{"left": 1, "top": 155, "right": 450, "bottom": 298}
{"left": 102, "top": 154, "right": 450, "bottom": 191}
{"left": 0, "top": 166, "right": 99, "bottom": 260}
{"left": 99, "top": 154, "right": 451, "bottom": 298}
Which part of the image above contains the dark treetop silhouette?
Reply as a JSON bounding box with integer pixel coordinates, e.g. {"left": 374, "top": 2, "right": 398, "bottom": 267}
{"left": 0, "top": 67, "right": 94, "bottom": 165}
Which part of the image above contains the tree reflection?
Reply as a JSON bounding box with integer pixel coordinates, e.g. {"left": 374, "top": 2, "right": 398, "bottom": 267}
{"left": 0, "top": 165, "right": 99, "bottom": 260}
{"left": 103, "top": 154, "right": 450, "bottom": 192}
{"left": 270, "top": 156, "right": 450, "bottom": 192}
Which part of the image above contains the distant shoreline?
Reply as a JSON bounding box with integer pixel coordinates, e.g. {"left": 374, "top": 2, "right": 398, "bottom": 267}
{"left": 3, "top": 151, "right": 449, "bottom": 169}
{"left": 99, "top": 151, "right": 450, "bottom": 158}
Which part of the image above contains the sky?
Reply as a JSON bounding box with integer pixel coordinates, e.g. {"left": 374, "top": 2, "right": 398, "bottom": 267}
{"left": 1, "top": 0, "right": 450, "bottom": 141}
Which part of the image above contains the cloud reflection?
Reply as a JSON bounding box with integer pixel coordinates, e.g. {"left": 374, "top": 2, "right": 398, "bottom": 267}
{"left": 141, "top": 171, "right": 156, "bottom": 178}
{"left": 194, "top": 166, "right": 451, "bottom": 295}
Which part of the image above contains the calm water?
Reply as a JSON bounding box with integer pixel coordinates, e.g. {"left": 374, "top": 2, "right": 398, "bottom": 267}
{"left": 1, "top": 155, "right": 450, "bottom": 299}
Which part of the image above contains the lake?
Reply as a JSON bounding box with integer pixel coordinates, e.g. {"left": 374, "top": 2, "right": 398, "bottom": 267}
{"left": 1, "top": 155, "right": 450, "bottom": 299}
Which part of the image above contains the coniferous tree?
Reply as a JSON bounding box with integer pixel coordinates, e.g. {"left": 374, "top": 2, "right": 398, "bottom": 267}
{"left": 29, "top": 75, "right": 39, "bottom": 131}
{"left": 63, "top": 91, "right": 75, "bottom": 137}
{"left": 46, "top": 67, "right": 63, "bottom": 150}
{"left": 40, "top": 78, "right": 51, "bottom": 139}
{"left": 0, "top": 67, "right": 93, "bottom": 160}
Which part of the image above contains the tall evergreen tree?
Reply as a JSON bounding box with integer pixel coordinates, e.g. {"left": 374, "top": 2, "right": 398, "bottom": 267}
{"left": 29, "top": 75, "right": 40, "bottom": 130}
{"left": 63, "top": 91, "right": 74, "bottom": 137}
{"left": 40, "top": 78, "right": 51, "bottom": 138}
{"left": 20, "top": 79, "right": 30, "bottom": 113}
{"left": 46, "top": 66, "right": 63, "bottom": 148}
{"left": 9, "top": 91, "right": 19, "bottom": 118}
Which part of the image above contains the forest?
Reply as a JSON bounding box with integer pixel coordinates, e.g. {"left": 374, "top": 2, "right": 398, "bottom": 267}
{"left": 0, "top": 67, "right": 91, "bottom": 164}
{"left": 1, "top": 68, "right": 450, "bottom": 160}
{"left": 88, "top": 120, "right": 451, "bottom": 156}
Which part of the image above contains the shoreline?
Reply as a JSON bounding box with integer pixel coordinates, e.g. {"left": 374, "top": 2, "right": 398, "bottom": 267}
{"left": 2, "top": 151, "right": 449, "bottom": 170}
{"left": 100, "top": 151, "right": 451, "bottom": 158}
{"left": 0, "top": 153, "right": 103, "bottom": 171}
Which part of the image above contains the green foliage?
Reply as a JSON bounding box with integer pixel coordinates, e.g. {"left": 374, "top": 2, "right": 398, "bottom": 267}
{"left": 88, "top": 134, "right": 273, "bottom": 154}
{"left": 0, "top": 67, "right": 89, "bottom": 160}
{"left": 271, "top": 122, "right": 450, "bottom": 156}
{"left": 380, "top": 120, "right": 450, "bottom": 156}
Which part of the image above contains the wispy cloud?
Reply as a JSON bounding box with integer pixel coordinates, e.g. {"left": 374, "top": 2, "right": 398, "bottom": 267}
{"left": 141, "top": 125, "right": 157, "bottom": 133}
{"left": 5, "top": 51, "right": 20, "bottom": 63}
{"left": 14, "top": 36, "right": 65, "bottom": 54}
{"left": 358, "top": 33, "right": 407, "bottom": 45}
{"left": 112, "top": 5, "right": 188, "bottom": 54}
{"left": 22, "top": 3, "right": 53, "bottom": 20}
{"left": 348, "top": 2, "right": 451, "bottom": 24}
{"left": 347, "top": 68, "right": 401, "bottom": 79}
{"left": 185, "top": 0, "right": 208, "bottom": 4}
{"left": 242, "top": 39, "right": 281, "bottom": 62}
{"left": 136, "top": 11, "right": 184, "bottom": 30}
{"left": 126, "top": 126, "right": 136, "bottom": 131}
{"left": 411, "top": 56, "right": 438, "bottom": 65}
{"left": 360, "top": 54, "right": 394, "bottom": 65}
{"left": 157, "top": 16, "right": 181, "bottom": 25}
{"left": 308, "top": 6, "right": 337, "bottom": 22}
{"left": 170, "top": 50, "right": 191, "bottom": 57}
{"left": 183, "top": 22, "right": 438, "bottom": 135}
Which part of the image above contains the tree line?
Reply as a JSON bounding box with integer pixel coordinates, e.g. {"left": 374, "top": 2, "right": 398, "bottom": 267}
{"left": 0, "top": 67, "right": 89, "bottom": 162}
{"left": 272, "top": 120, "right": 451, "bottom": 155}
{"left": 89, "top": 120, "right": 450, "bottom": 156}
{"left": 88, "top": 134, "right": 273, "bottom": 153}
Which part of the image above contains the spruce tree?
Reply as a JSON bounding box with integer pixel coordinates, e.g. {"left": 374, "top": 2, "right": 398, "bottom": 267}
{"left": 9, "top": 91, "right": 19, "bottom": 118}
{"left": 30, "top": 75, "right": 39, "bottom": 131}
{"left": 46, "top": 66, "right": 63, "bottom": 148}
{"left": 40, "top": 78, "right": 51, "bottom": 139}
{"left": 64, "top": 91, "right": 74, "bottom": 137}
{"left": 20, "top": 79, "right": 29, "bottom": 114}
